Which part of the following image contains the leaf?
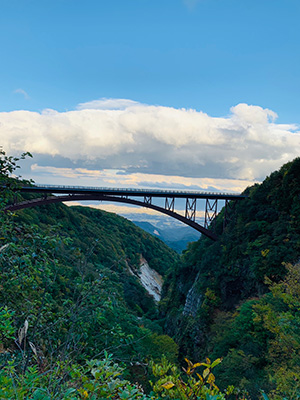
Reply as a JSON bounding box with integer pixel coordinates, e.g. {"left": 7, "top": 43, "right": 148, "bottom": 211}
{"left": 207, "top": 373, "right": 215, "bottom": 385}
{"left": 197, "top": 362, "right": 209, "bottom": 368}
{"left": 162, "top": 382, "right": 175, "bottom": 390}
{"left": 0, "top": 244, "right": 9, "bottom": 252}
{"left": 18, "top": 327, "right": 24, "bottom": 344}
{"left": 192, "top": 362, "right": 204, "bottom": 368}
{"left": 211, "top": 358, "right": 222, "bottom": 368}
{"left": 225, "top": 386, "right": 235, "bottom": 395}
{"left": 64, "top": 388, "right": 76, "bottom": 396}
{"left": 203, "top": 368, "right": 210, "bottom": 379}
{"left": 24, "top": 320, "right": 29, "bottom": 336}
{"left": 29, "top": 341, "right": 37, "bottom": 356}
{"left": 184, "top": 358, "right": 193, "bottom": 368}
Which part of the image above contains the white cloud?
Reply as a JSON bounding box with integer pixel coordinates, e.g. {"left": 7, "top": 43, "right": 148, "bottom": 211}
{"left": 77, "top": 98, "right": 142, "bottom": 110}
{"left": 1, "top": 98, "right": 299, "bottom": 185}
{"left": 13, "top": 88, "right": 30, "bottom": 100}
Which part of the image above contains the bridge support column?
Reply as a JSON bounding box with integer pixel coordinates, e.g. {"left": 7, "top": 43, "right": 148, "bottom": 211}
{"left": 144, "top": 196, "right": 152, "bottom": 205}
{"left": 185, "top": 198, "right": 196, "bottom": 222}
{"left": 165, "top": 197, "right": 175, "bottom": 212}
{"left": 205, "top": 199, "right": 218, "bottom": 229}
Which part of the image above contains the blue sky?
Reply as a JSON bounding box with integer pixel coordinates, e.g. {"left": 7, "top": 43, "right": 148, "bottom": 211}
{"left": 1, "top": 0, "right": 300, "bottom": 122}
{"left": 1, "top": 0, "right": 300, "bottom": 224}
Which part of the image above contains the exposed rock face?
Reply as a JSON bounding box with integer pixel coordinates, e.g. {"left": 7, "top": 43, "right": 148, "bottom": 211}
{"left": 138, "top": 257, "right": 163, "bottom": 302}
{"left": 183, "top": 275, "right": 202, "bottom": 317}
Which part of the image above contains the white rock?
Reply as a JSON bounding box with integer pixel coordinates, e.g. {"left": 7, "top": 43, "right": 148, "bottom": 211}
{"left": 138, "top": 257, "right": 163, "bottom": 302}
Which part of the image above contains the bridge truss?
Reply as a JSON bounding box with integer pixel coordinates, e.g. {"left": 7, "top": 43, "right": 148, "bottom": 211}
{"left": 5, "top": 185, "right": 247, "bottom": 240}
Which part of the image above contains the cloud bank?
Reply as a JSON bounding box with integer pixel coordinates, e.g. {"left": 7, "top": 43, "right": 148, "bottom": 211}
{"left": 1, "top": 99, "right": 299, "bottom": 186}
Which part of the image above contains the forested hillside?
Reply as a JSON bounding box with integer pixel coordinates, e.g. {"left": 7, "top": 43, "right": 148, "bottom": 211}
{"left": 0, "top": 153, "right": 183, "bottom": 397}
{"left": 161, "top": 157, "right": 300, "bottom": 399}
{"left": 0, "top": 203, "right": 179, "bottom": 339}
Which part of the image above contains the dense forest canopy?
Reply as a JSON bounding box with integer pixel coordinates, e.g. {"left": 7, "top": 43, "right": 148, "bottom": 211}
{"left": 162, "top": 158, "right": 300, "bottom": 399}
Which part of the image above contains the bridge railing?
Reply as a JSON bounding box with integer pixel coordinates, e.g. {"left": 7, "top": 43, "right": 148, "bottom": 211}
{"left": 32, "top": 184, "right": 244, "bottom": 198}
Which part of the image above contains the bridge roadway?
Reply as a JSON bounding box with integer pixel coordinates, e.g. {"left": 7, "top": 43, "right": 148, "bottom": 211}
{"left": 19, "top": 184, "right": 245, "bottom": 200}
{"left": 6, "top": 184, "right": 247, "bottom": 241}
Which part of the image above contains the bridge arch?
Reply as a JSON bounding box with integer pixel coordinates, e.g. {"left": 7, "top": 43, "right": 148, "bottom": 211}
{"left": 5, "top": 193, "right": 218, "bottom": 241}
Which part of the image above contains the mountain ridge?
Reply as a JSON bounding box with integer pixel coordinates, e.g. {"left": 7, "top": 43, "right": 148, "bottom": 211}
{"left": 132, "top": 220, "right": 200, "bottom": 253}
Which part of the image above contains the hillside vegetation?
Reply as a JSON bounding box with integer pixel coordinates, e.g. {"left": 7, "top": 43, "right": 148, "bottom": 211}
{"left": 1, "top": 151, "right": 300, "bottom": 399}
{"left": 0, "top": 152, "right": 239, "bottom": 399}
{"left": 0, "top": 152, "right": 179, "bottom": 394}
{"left": 162, "top": 158, "right": 300, "bottom": 399}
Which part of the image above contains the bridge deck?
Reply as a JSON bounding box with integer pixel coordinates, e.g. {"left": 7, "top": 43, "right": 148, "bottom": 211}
{"left": 19, "top": 184, "right": 247, "bottom": 200}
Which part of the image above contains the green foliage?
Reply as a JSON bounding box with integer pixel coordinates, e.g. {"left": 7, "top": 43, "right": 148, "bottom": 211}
{"left": 0, "top": 354, "right": 151, "bottom": 399}
{"left": 0, "top": 352, "right": 243, "bottom": 400}
{"left": 0, "top": 150, "right": 180, "bottom": 394}
{"left": 149, "top": 356, "right": 237, "bottom": 399}
{"left": 253, "top": 263, "right": 300, "bottom": 399}
{"left": 0, "top": 149, "right": 32, "bottom": 205}
{"left": 4, "top": 151, "right": 300, "bottom": 398}
{"left": 14, "top": 202, "right": 179, "bottom": 319}
{"left": 162, "top": 158, "right": 300, "bottom": 398}
{"left": 0, "top": 306, "right": 15, "bottom": 346}
{"left": 72, "top": 354, "right": 150, "bottom": 399}
{"left": 137, "top": 331, "right": 179, "bottom": 364}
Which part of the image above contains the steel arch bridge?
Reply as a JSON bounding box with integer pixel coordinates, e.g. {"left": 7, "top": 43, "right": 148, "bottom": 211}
{"left": 4, "top": 185, "right": 247, "bottom": 241}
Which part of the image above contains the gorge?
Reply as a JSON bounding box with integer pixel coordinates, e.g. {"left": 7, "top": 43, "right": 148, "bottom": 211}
{"left": 1, "top": 154, "right": 300, "bottom": 399}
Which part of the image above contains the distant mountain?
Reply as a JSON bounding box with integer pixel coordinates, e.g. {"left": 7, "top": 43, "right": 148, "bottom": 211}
{"left": 132, "top": 221, "right": 163, "bottom": 237}
{"left": 133, "top": 220, "right": 200, "bottom": 253}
